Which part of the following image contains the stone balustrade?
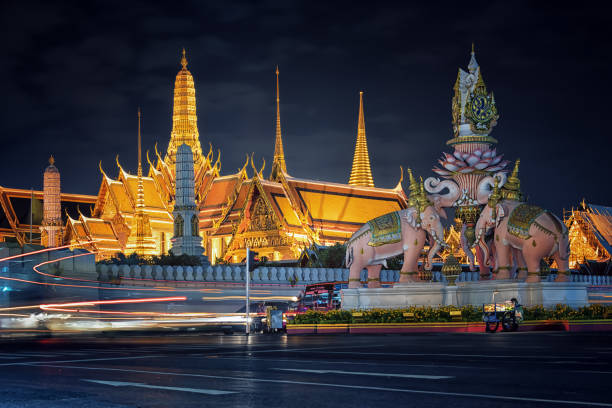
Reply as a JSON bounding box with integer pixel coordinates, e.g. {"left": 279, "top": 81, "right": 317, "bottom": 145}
{"left": 95, "top": 263, "right": 612, "bottom": 286}
{"left": 95, "top": 264, "right": 394, "bottom": 285}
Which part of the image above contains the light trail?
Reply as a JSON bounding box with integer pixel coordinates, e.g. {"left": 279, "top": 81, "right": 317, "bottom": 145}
{"left": 202, "top": 295, "right": 298, "bottom": 301}
{"left": 40, "top": 296, "right": 187, "bottom": 309}
{"left": 0, "top": 241, "right": 95, "bottom": 263}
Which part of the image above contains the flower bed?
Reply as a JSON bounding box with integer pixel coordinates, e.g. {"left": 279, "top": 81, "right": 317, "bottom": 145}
{"left": 289, "top": 304, "right": 611, "bottom": 325}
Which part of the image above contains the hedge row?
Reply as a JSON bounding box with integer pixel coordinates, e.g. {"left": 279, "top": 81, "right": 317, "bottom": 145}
{"left": 290, "top": 304, "right": 612, "bottom": 324}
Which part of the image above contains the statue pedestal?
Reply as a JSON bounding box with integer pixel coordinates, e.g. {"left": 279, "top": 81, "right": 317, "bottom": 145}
{"left": 341, "top": 281, "right": 590, "bottom": 310}
{"left": 341, "top": 283, "right": 445, "bottom": 310}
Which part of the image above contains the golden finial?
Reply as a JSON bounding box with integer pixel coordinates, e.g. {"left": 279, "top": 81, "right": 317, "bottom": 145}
{"left": 471, "top": 42, "right": 475, "bottom": 55}
{"left": 510, "top": 159, "right": 520, "bottom": 181}
{"left": 407, "top": 168, "right": 417, "bottom": 191}
{"left": 49, "top": 155, "right": 55, "bottom": 166}
{"left": 181, "top": 48, "right": 188, "bottom": 69}
{"left": 488, "top": 177, "right": 501, "bottom": 208}
{"left": 396, "top": 165, "right": 403, "bottom": 186}
{"left": 407, "top": 168, "right": 419, "bottom": 208}
{"left": 417, "top": 176, "right": 431, "bottom": 209}
{"left": 501, "top": 159, "right": 523, "bottom": 201}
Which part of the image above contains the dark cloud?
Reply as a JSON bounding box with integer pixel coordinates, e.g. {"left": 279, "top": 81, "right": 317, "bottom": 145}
{"left": 0, "top": 0, "right": 610, "bottom": 216}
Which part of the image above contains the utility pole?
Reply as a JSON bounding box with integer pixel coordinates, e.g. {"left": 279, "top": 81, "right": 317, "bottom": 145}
{"left": 29, "top": 188, "right": 33, "bottom": 244}
{"left": 246, "top": 247, "right": 251, "bottom": 335}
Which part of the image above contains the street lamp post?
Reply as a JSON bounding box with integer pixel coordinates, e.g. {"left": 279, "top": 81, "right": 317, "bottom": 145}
{"left": 246, "top": 247, "right": 251, "bottom": 335}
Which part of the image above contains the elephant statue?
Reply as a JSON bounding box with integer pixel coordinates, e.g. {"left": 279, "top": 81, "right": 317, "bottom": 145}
{"left": 345, "top": 177, "right": 447, "bottom": 288}
{"left": 473, "top": 171, "right": 570, "bottom": 283}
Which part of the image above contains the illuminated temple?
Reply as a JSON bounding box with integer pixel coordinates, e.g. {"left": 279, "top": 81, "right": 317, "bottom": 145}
{"left": 0, "top": 50, "right": 408, "bottom": 262}
{"left": 564, "top": 201, "right": 612, "bottom": 268}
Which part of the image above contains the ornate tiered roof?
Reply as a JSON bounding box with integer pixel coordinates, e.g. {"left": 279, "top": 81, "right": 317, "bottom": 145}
{"left": 565, "top": 202, "right": 612, "bottom": 268}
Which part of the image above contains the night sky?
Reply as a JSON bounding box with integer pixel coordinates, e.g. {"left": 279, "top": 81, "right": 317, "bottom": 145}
{"left": 1, "top": 1, "right": 610, "bottom": 216}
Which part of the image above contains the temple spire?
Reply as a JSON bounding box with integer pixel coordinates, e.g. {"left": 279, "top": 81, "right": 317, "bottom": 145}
{"left": 348, "top": 91, "right": 374, "bottom": 187}
{"left": 270, "top": 65, "right": 287, "bottom": 180}
{"left": 128, "top": 108, "right": 155, "bottom": 256}
{"left": 165, "top": 48, "right": 203, "bottom": 172}
{"left": 137, "top": 107, "right": 142, "bottom": 178}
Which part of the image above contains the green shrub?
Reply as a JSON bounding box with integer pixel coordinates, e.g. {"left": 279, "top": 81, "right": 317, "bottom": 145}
{"left": 288, "top": 304, "right": 612, "bottom": 325}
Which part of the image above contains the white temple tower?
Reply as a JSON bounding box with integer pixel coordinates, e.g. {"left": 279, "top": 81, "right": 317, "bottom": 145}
{"left": 41, "top": 156, "right": 62, "bottom": 247}
{"left": 170, "top": 144, "right": 204, "bottom": 256}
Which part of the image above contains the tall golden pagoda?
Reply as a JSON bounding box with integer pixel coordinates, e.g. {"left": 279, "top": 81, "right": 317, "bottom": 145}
{"left": 270, "top": 66, "right": 287, "bottom": 181}
{"left": 348, "top": 91, "right": 374, "bottom": 187}
{"left": 164, "top": 49, "right": 204, "bottom": 172}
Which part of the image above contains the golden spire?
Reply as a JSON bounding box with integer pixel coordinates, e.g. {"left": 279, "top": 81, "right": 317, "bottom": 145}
{"left": 165, "top": 48, "right": 204, "bottom": 172}
{"left": 136, "top": 108, "right": 145, "bottom": 209}
{"left": 137, "top": 107, "right": 142, "bottom": 178}
{"left": 181, "top": 48, "right": 187, "bottom": 69}
{"left": 348, "top": 91, "right": 374, "bottom": 187}
{"left": 407, "top": 168, "right": 419, "bottom": 208}
{"left": 129, "top": 108, "right": 155, "bottom": 256}
{"left": 49, "top": 155, "right": 55, "bottom": 166}
{"left": 270, "top": 65, "right": 287, "bottom": 180}
{"left": 501, "top": 159, "right": 524, "bottom": 202}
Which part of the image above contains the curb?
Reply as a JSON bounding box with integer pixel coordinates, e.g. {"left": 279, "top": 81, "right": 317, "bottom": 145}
{"left": 286, "top": 320, "right": 612, "bottom": 335}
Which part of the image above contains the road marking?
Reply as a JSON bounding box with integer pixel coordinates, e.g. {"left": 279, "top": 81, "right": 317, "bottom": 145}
{"left": 82, "top": 379, "right": 236, "bottom": 395}
{"left": 204, "top": 356, "right": 495, "bottom": 370}
{"left": 299, "top": 351, "right": 592, "bottom": 359}
{"left": 34, "top": 364, "right": 612, "bottom": 407}
{"left": 0, "top": 354, "right": 162, "bottom": 367}
{"left": 572, "top": 370, "right": 612, "bottom": 374}
{"left": 0, "top": 353, "right": 58, "bottom": 357}
{"left": 272, "top": 368, "right": 453, "bottom": 379}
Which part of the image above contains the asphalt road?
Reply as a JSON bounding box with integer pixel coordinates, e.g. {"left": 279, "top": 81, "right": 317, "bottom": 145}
{"left": 0, "top": 332, "right": 610, "bottom": 407}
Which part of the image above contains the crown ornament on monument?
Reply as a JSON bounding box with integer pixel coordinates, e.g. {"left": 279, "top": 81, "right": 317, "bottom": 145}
{"left": 449, "top": 44, "right": 499, "bottom": 143}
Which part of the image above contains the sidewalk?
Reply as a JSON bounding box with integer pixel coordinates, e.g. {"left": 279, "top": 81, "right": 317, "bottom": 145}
{"left": 287, "top": 320, "right": 612, "bottom": 335}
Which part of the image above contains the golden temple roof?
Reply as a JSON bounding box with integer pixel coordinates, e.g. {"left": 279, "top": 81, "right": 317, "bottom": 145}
{"left": 348, "top": 91, "right": 374, "bottom": 187}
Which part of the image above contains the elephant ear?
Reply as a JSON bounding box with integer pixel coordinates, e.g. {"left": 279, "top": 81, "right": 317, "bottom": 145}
{"left": 495, "top": 203, "right": 506, "bottom": 227}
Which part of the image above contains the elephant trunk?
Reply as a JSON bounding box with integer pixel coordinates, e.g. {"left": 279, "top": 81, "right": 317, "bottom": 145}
{"left": 478, "top": 237, "right": 491, "bottom": 267}
{"left": 460, "top": 224, "right": 476, "bottom": 271}
{"left": 425, "top": 223, "right": 445, "bottom": 271}
{"left": 424, "top": 178, "right": 460, "bottom": 208}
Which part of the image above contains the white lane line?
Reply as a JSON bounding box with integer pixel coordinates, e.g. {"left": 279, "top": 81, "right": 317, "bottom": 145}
{"left": 0, "top": 354, "right": 162, "bottom": 367}
{"left": 272, "top": 368, "right": 453, "bottom": 379}
{"left": 300, "top": 351, "right": 592, "bottom": 359}
{"left": 572, "top": 370, "right": 612, "bottom": 374}
{"left": 83, "top": 379, "right": 236, "bottom": 395}
{"left": 33, "top": 364, "right": 612, "bottom": 407}
{"left": 204, "top": 356, "right": 495, "bottom": 370}
{"left": 0, "top": 353, "right": 58, "bottom": 357}
{"left": 211, "top": 344, "right": 387, "bottom": 356}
